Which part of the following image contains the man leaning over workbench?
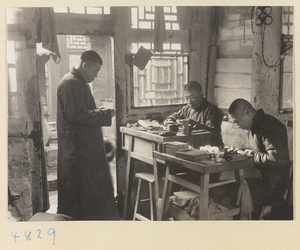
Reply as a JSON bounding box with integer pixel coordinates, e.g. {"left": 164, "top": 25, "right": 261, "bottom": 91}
{"left": 163, "top": 81, "right": 224, "bottom": 148}
{"left": 210, "top": 98, "right": 291, "bottom": 219}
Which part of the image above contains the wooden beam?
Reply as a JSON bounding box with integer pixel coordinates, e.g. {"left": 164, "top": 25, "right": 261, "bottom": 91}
{"left": 55, "top": 13, "right": 114, "bottom": 36}
{"left": 206, "top": 45, "right": 217, "bottom": 102}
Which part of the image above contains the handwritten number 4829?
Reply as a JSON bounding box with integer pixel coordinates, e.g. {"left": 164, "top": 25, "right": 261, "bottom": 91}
{"left": 11, "top": 228, "right": 55, "bottom": 245}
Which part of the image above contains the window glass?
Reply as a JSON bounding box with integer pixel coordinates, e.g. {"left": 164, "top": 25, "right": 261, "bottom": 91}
{"left": 54, "top": 7, "right": 110, "bottom": 15}
{"left": 130, "top": 6, "right": 188, "bottom": 108}
{"left": 132, "top": 54, "right": 188, "bottom": 107}
{"left": 280, "top": 6, "right": 293, "bottom": 112}
{"left": 131, "top": 6, "right": 179, "bottom": 31}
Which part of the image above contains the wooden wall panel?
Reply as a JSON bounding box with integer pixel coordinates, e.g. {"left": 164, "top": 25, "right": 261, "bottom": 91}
{"left": 214, "top": 58, "right": 252, "bottom": 109}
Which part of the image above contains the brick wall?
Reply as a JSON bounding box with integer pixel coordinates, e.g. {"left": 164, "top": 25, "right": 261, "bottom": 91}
{"left": 214, "top": 7, "right": 253, "bottom": 110}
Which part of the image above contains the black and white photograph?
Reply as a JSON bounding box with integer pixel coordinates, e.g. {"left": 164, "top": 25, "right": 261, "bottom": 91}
{"left": 2, "top": 1, "right": 298, "bottom": 249}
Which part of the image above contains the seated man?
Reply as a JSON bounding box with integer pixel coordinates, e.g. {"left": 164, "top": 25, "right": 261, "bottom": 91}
{"left": 222, "top": 98, "right": 291, "bottom": 218}
{"left": 164, "top": 81, "right": 224, "bottom": 148}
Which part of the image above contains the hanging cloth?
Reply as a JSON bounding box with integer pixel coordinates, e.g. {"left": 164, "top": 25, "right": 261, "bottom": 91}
{"left": 154, "top": 7, "right": 166, "bottom": 53}
{"left": 32, "top": 7, "right": 61, "bottom": 63}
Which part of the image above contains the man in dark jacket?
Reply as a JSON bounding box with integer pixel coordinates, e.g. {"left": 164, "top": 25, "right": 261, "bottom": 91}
{"left": 57, "top": 50, "right": 119, "bottom": 220}
{"left": 228, "top": 98, "right": 291, "bottom": 212}
{"left": 163, "top": 81, "right": 224, "bottom": 147}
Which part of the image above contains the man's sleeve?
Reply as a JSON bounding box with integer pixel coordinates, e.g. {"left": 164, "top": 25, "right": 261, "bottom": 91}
{"left": 253, "top": 126, "right": 290, "bottom": 169}
{"left": 192, "top": 106, "right": 222, "bottom": 131}
{"left": 60, "top": 81, "right": 111, "bottom": 127}
{"left": 165, "top": 107, "right": 186, "bottom": 122}
{"left": 204, "top": 107, "right": 222, "bottom": 130}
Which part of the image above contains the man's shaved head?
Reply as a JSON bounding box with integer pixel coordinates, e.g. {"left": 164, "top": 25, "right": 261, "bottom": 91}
{"left": 228, "top": 99, "right": 257, "bottom": 130}
{"left": 228, "top": 99, "right": 253, "bottom": 116}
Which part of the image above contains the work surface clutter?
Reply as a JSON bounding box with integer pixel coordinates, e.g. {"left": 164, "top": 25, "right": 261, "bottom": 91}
{"left": 122, "top": 120, "right": 260, "bottom": 220}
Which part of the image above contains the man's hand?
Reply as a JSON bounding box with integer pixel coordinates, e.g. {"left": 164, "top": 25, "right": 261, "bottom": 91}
{"left": 188, "top": 119, "right": 197, "bottom": 128}
{"left": 188, "top": 119, "right": 207, "bottom": 130}
{"left": 109, "top": 109, "right": 116, "bottom": 118}
{"left": 244, "top": 149, "right": 254, "bottom": 157}
{"left": 163, "top": 119, "right": 175, "bottom": 127}
{"left": 237, "top": 149, "right": 254, "bottom": 157}
{"left": 96, "top": 107, "right": 115, "bottom": 117}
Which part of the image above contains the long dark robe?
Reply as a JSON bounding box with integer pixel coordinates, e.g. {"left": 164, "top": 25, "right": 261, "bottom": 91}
{"left": 57, "top": 68, "right": 119, "bottom": 220}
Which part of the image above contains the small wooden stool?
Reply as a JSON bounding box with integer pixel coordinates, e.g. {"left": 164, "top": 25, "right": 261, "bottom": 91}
{"left": 133, "top": 172, "right": 155, "bottom": 221}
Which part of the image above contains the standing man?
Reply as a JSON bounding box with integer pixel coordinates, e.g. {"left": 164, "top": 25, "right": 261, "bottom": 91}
{"left": 228, "top": 99, "right": 291, "bottom": 217}
{"left": 163, "top": 81, "right": 224, "bottom": 147}
{"left": 57, "top": 50, "right": 119, "bottom": 220}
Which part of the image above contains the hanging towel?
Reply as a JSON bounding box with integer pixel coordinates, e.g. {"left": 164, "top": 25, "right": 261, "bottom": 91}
{"left": 154, "top": 7, "right": 166, "bottom": 53}
{"left": 236, "top": 179, "right": 254, "bottom": 220}
{"left": 33, "top": 7, "right": 61, "bottom": 63}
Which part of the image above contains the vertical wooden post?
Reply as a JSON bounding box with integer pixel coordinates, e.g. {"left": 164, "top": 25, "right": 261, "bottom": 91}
{"left": 113, "top": 7, "right": 131, "bottom": 213}
{"left": 189, "top": 7, "right": 215, "bottom": 95}
{"left": 251, "top": 7, "right": 282, "bottom": 116}
{"left": 206, "top": 45, "right": 217, "bottom": 102}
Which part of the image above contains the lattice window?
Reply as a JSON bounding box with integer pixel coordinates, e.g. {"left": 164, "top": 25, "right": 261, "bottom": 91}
{"left": 130, "top": 42, "right": 182, "bottom": 55}
{"left": 7, "top": 41, "right": 20, "bottom": 118}
{"left": 131, "top": 6, "right": 179, "bottom": 30}
{"left": 280, "top": 6, "right": 293, "bottom": 112}
{"left": 132, "top": 55, "right": 188, "bottom": 107}
{"left": 282, "top": 6, "right": 293, "bottom": 40}
{"left": 54, "top": 7, "right": 110, "bottom": 15}
{"left": 130, "top": 6, "right": 187, "bottom": 107}
{"left": 66, "top": 35, "right": 89, "bottom": 49}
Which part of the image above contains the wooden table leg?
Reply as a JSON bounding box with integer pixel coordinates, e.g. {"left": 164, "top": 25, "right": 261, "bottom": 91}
{"left": 123, "top": 135, "right": 134, "bottom": 220}
{"left": 199, "top": 173, "right": 210, "bottom": 220}
{"left": 152, "top": 144, "right": 160, "bottom": 220}
{"left": 153, "top": 142, "right": 166, "bottom": 220}
{"left": 158, "top": 164, "right": 172, "bottom": 221}
{"left": 235, "top": 168, "right": 245, "bottom": 184}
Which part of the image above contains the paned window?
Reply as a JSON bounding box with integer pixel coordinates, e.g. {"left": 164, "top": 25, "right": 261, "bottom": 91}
{"left": 130, "top": 6, "right": 187, "bottom": 108}
{"left": 53, "top": 7, "right": 110, "bottom": 15}
{"left": 66, "top": 35, "right": 89, "bottom": 49}
{"left": 131, "top": 6, "right": 179, "bottom": 30}
{"left": 132, "top": 55, "right": 188, "bottom": 107}
{"left": 280, "top": 6, "right": 293, "bottom": 112}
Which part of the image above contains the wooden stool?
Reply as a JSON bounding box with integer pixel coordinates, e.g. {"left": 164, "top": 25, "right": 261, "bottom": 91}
{"left": 133, "top": 173, "right": 155, "bottom": 221}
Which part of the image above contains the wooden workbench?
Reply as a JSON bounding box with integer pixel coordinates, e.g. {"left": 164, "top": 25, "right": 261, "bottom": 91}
{"left": 120, "top": 126, "right": 211, "bottom": 219}
{"left": 153, "top": 151, "right": 254, "bottom": 220}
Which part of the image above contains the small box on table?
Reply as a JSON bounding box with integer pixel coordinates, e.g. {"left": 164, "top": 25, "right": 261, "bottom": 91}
{"left": 175, "top": 149, "right": 212, "bottom": 163}
{"left": 163, "top": 141, "right": 189, "bottom": 156}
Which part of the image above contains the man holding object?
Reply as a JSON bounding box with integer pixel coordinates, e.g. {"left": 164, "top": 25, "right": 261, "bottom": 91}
{"left": 57, "top": 50, "right": 119, "bottom": 220}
